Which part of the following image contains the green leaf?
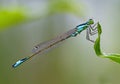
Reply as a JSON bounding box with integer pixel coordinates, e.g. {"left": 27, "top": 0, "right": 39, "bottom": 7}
{"left": 48, "top": 0, "right": 84, "bottom": 17}
{"left": 0, "top": 8, "right": 27, "bottom": 30}
{"left": 94, "top": 23, "right": 120, "bottom": 63}
{"left": 94, "top": 23, "right": 102, "bottom": 56}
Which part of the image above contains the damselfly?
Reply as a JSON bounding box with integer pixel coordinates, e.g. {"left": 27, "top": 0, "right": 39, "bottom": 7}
{"left": 12, "top": 19, "right": 97, "bottom": 68}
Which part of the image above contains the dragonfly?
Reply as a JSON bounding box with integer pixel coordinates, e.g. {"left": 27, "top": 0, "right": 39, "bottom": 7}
{"left": 12, "top": 19, "right": 98, "bottom": 68}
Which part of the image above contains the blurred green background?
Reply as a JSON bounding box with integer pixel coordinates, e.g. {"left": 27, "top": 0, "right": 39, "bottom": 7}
{"left": 1, "top": 0, "right": 120, "bottom": 84}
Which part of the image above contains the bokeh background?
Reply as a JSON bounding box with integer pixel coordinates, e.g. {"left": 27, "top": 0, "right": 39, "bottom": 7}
{"left": 0, "top": 0, "right": 120, "bottom": 84}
